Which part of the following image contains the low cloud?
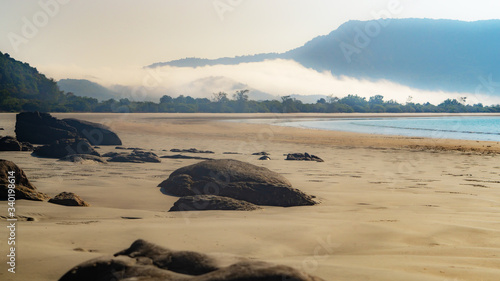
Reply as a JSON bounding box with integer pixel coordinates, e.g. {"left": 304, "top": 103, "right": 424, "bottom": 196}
{"left": 40, "top": 59, "right": 500, "bottom": 105}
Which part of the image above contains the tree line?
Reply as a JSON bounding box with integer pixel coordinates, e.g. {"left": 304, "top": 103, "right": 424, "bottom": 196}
{"left": 2, "top": 88, "right": 500, "bottom": 113}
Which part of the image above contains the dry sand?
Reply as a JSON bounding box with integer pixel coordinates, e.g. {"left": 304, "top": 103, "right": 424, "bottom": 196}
{"left": 1, "top": 113, "right": 500, "bottom": 281}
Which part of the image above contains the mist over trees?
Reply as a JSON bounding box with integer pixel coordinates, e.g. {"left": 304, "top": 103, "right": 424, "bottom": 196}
{"left": 1, "top": 51, "right": 499, "bottom": 113}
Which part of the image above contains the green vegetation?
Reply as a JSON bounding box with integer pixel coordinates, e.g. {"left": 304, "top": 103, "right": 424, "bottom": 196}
{"left": 1, "top": 51, "right": 499, "bottom": 113}
{"left": 0, "top": 51, "right": 99, "bottom": 112}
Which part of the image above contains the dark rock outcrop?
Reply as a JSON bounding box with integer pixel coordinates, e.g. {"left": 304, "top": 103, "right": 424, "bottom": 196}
{"left": 0, "top": 136, "right": 34, "bottom": 151}
{"left": 33, "top": 138, "right": 100, "bottom": 158}
{"left": 171, "top": 148, "right": 214, "bottom": 154}
{"left": 0, "top": 136, "right": 21, "bottom": 151}
{"left": 0, "top": 159, "right": 50, "bottom": 201}
{"left": 48, "top": 192, "right": 90, "bottom": 206}
{"left": 108, "top": 150, "right": 161, "bottom": 163}
{"left": 252, "top": 152, "right": 270, "bottom": 156}
{"left": 15, "top": 112, "right": 121, "bottom": 146}
{"left": 169, "top": 195, "right": 261, "bottom": 211}
{"left": 160, "top": 154, "right": 214, "bottom": 160}
{"left": 259, "top": 156, "right": 271, "bottom": 160}
{"left": 102, "top": 152, "right": 122, "bottom": 158}
{"left": 62, "top": 118, "right": 122, "bottom": 145}
{"left": 59, "top": 154, "right": 107, "bottom": 164}
{"left": 20, "top": 141, "right": 34, "bottom": 151}
{"left": 15, "top": 112, "right": 79, "bottom": 144}
{"left": 285, "top": 153, "right": 324, "bottom": 162}
{"left": 158, "top": 159, "right": 317, "bottom": 207}
{"left": 58, "top": 239, "right": 325, "bottom": 281}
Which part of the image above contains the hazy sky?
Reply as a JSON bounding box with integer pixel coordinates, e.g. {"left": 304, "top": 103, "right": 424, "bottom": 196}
{"left": 1, "top": 0, "right": 500, "bottom": 103}
{"left": 2, "top": 0, "right": 499, "bottom": 70}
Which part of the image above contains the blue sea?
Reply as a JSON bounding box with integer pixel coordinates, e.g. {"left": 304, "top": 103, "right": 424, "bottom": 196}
{"left": 241, "top": 116, "right": 500, "bottom": 142}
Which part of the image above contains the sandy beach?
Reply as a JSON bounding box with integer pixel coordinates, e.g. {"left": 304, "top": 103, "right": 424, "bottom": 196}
{"left": 1, "top": 112, "right": 500, "bottom": 281}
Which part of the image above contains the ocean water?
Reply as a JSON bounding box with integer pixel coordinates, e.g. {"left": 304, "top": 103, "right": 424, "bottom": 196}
{"left": 245, "top": 116, "right": 500, "bottom": 142}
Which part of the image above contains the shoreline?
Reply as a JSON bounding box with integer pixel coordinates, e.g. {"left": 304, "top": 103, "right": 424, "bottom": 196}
{"left": 53, "top": 112, "right": 500, "bottom": 154}
{"left": 2, "top": 112, "right": 499, "bottom": 154}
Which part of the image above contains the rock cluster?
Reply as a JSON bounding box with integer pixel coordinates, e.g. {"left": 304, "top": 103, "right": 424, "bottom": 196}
{"left": 58, "top": 239, "right": 325, "bottom": 281}
{"left": 170, "top": 148, "right": 214, "bottom": 154}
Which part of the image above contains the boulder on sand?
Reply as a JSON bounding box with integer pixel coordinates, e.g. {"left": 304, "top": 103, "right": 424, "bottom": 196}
{"left": 252, "top": 151, "right": 270, "bottom": 156}
{"left": 170, "top": 148, "right": 214, "bottom": 154}
{"left": 0, "top": 136, "right": 33, "bottom": 151}
{"left": 108, "top": 150, "right": 161, "bottom": 163}
{"left": 58, "top": 239, "right": 325, "bottom": 281}
{"left": 15, "top": 111, "right": 79, "bottom": 144}
{"left": 49, "top": 192, "right": 90, "bottom": 206}
{"left": 33, "top": 138, "right": 100, "bottom": 159}
{"left": 0, "top": 136, "right": 21, "bottom": 151}
{"left": 0, "top": 159, "right": 50, "bottom": 201}
{"left": 285, "top": 153, "right": 324, "bottom": 162}
{"left": 62, "top": 118, "right": 122, "bottom": 145}
{"left": 15, "top": 111, "right": 122, "bottom": 146}
{"left": 169, "top": 195, "right": 261, "bottom": 212}
{"left": 158, "top": 159, "right": 317, "bottom": 207}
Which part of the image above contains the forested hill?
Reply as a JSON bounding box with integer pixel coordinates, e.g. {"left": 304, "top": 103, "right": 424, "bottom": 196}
{"left": 0, "top": 51, "right": 100, "bottom": 112}
{"left": 0, "top": 51, "right": 62, "bottom": 102}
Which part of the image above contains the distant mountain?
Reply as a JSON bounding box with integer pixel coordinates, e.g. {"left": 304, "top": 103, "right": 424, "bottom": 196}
{"left": 148, "top": 19, "right": 500, "bottom": 95}
{"left": 148, "top": 53, "right": 280, "bottom": 68}
{"left": 57, "top": 79, "right": 118, "bottom": 101}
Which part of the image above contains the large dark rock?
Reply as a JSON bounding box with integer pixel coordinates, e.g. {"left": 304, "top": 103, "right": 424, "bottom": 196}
{"left": 169, "top": 195, "right": 261, "bottom": 212}
{"left": 170, "top": 148, "right": 214, "bottom": 154}
{"left": 33, "top": 138, "right": 100, "bottom": 158}
{"left": 58, "top": 239, "right": 325, "bottom": 281}
{"left": 49, "top": 192, "right": 90, "bottom": 206}
{"left": 15, "top": 111, "right": 79, "bottom": 144}
{"left": 158, "top": 159, "right": 317, "bottom": 207}
{"left": 108, "top": 150, "right": 161, "bottom": 163}
{"left": 286, "top": 153, "right": 324, "bottom": 162}
{"left": 0, "top": 136, "right": 21, "bottom": 151}
{"left": 0, "top": 136, "right": 33, "bottom": 151}
{"left": 0, "top": 159, "right": 50, "bottom": 201}
{"left": 62, "top": 118, "right": 122, "bottom": 145}
{"left": 15, "top": 112, "right": 122, "bottom": 146}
